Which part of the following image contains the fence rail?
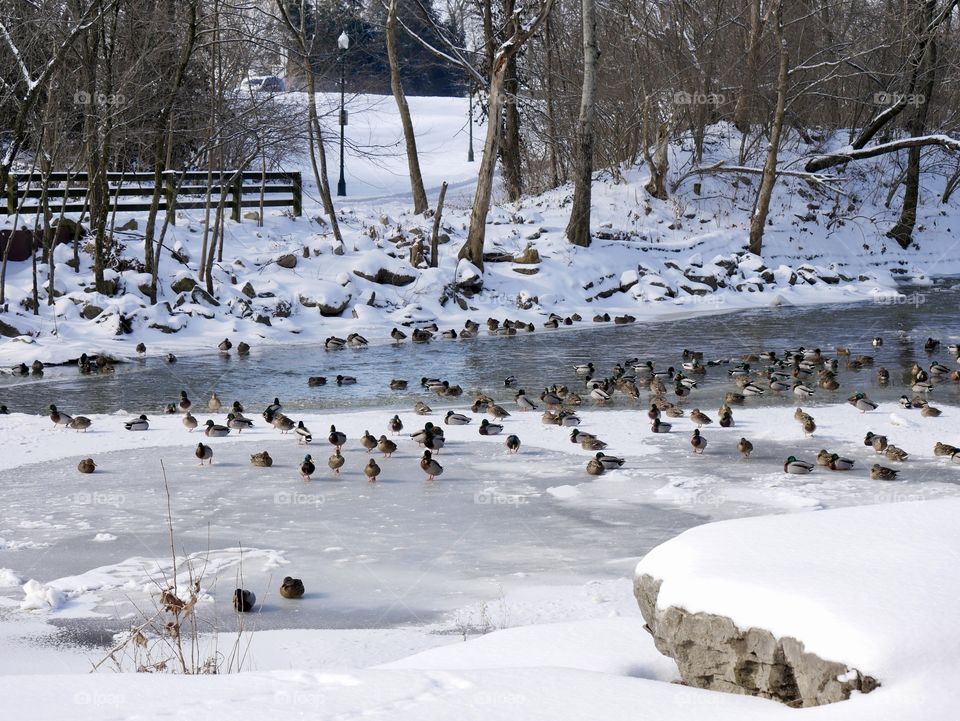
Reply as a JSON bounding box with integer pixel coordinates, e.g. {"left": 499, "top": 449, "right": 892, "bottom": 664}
{"left": 2, "top": 169, "right": 303, "bottom": 222}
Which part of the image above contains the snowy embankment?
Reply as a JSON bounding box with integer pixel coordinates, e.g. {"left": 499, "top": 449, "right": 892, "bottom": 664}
{"left": 2, "top": 95, "right": 956, "bottom": 366}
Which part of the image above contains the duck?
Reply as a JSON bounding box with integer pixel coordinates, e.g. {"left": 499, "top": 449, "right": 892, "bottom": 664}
{"left": 570, "top": 429, "right": 598, "bottom": 444}
{"left": 268, "top": 411, "right": 295, "bottom": 433}
{"left": 651, "top": 418, "right": 672, "bottom": 433}
{"left": 208, "top": 392, "right": 222, "bottom": 412}
{"left": 816, "top": 449, "right": 834, "bottom": 466}
{"left": 295, "top": 421, "right": 313, "bottom": 444}
{"left": 934, "top": 441, "right": 960, "bottom": 457}
{"left": 204, "top": 419, "right": 230, "bottom": 437}
{"left": 391, "top": 327, "right": 407, "bottom": 343}
{"left": 263, "top": 398, "right": 283, "bottom": 417}
{"left": 884, "top": 445, "right": 909, "bottom": 462}
{"left": 232, "top": 401, "right": 245, "bottom": 414}
{"left": 558, "top": 411, "right": 581, "bottom": 426}
{"left": 328, "top": 425, "right": 347, "bottom": 450}
{"left": 364, "top": 459, "right": 381, "bottom": 482}
{"left": 196, "top": 442, "right": 213, "bottom": 465}
{"left": 741, "top": 382, "right": 765, "bottom": 396}
{"left": 784, "top": 456, "right": 814, "bottom": 474}
{"left": 411, "top": 328, "right": 433, "bottom": 342}
{"left": 414, "top": 401, "right": 432, "bottom": 415}
{"left": 226, "top": 413, "right": 254, "bottom": 432}
{"left": 718, "top": 411, "right": 734, "bottom": 428}
{"left": 848, "top": 392, "right": 878, "bottom": 412}
{"left": 828, "top": 454, "right": 855, "bottom": 471}
{"left": 802, "top": 417, "right": 816, "bottom": 436}
{"left": 479, "top": 419, "right": 503, "bottom": 436}
{"left": 489, "top": 404, "right": 511, "bottom": 419}
{"left": 178, "top": 391, "right": 191, "bottom": 413}
{"left": 690, "top": 409, "right": 713, "bottom": 428}
{"left": 280, "top": 577, "right": 304, "bottom": 599}
{"left": 360, "top": 430, "right": 378, "bottom": 453}
{"left": 328, "top": 449, "right": 345, "bottom": 475}
{"left": 690, "top": 429, "right": 708, "bottom": 455}
{"left": 218, "top": 338, "right": 233, "bottom": 353}
{"left": 300, "top": 454, "right": 315, "bottom": 480}
{"left": 0, "top": 404, "right": 7, "bottom": 414}
{"left": 183, "top": 412, "right": 198, "bottom": 432}
{"left": 420, "top": 450, "right": 443, "bottom": 480}
{"left": 737, "top": 438, "right": 754, "bottom": 458}
{"left": 325, "top": 336, "right": 346, "bottom": 350}
{"left": 236, "top": 341, "right": 250, "bottom": 357}
{"left": 793, "top": 381, "right": 815, "bottom": 398}
{"left": 377, "top": 435, "right": 397, "bottom": 457}
{"left": 441, "top": 329, "right": 458, "bottom": 340}
{"left": 347, "top": 333, "right": 369, "bottom": 348}
{"left": 389, "top": 415, "right": 403, "bottom": 434}
{"left": 389, "top": 379, "right": 408, "bottom": 390}
{"left": 166, "top": 353, "right": 177, "bottom": 363}
{"left": 515, "top": 390, "right": 538, "bottom": 412}
{"left": 232, "top": 589, "right": 255, "bottom": 613}
{"left": 335, "top": 374, "right": 357, "bottom": 385}
{"left": 78, "top": 458, "right": 96, "bottom": 474}
{"left": 125, "top": 414, "right": 150, "bottom": 431}
{"left": 445, "top": 410, "right": 471, "bottom": 425}
{"left": 871, "top": 464, "right": 899, "bottom": 481}
{"left": 505, "top": 434, "right": 521, "bottom": 453}
{"left": 308, "top": 376, "right": 327, "bottom": 386}
{"left": 424, "top": 427, "right": 445, "bottom": 453}
{"left": 595, "top": 452, "right": 624, "bottom": 469}
{"left": 921, "top": 404, "right": 942, "bottom": 417}
{"left": 67, "top": 416, "right": 92, "bottom": 432}
{"left": 581, "top": 437, "right": 608, "bottom": 451}
{"left": 864, "top": 432, "right": 888, "bottom": 453}
{"left": 164, "top": 403, "right": 178, "bottom": 414}
{"left": 49, "top": 404, "right": 73, "bottom": 428}
{"left": 586, "top": 457, "right": 605, "bottom": 475}
{"left": 250, "top": 451, "right": 273, "bottom": 467}
{"left": 504, "top": 375, "right": 518, "bottom": 387}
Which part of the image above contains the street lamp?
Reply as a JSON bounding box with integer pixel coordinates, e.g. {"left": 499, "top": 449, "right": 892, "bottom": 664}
{"left": 337, "top": 30, "right": 349, "bottom": 197}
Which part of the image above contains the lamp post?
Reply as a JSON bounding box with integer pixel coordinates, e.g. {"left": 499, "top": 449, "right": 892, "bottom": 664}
{"left": 467, "top": 88, "right": 475, "bottom": 163}
{"left": 337, "top": 30, "right": 349, "bottom": 197}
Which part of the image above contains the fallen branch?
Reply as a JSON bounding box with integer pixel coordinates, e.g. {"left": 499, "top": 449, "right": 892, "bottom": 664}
{"left": 671, "top": 161, "right": 845, "bottom": 194}
{"left": 804, "top": 134, "right": 960, "bottom": 173}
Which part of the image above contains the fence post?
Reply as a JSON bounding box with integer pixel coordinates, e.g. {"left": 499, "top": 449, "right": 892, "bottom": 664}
{"left": 230, "top": 175, "right": 242, "bottom": 223}
{"left": 6, "top": 173, "right": 15, "bottom": 215}
{"left": 291, "top": 171, "right": 302, "bottom": 217}
{"left": 164, "top": 171, "right": 177, "bottom": 226}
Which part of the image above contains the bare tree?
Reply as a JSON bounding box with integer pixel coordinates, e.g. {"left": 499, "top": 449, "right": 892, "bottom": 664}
{"left": 564, "top": 0, "right": 598, "bottom": 247}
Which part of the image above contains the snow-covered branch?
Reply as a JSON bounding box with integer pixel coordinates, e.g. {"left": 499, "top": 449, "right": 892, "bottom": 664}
{"left": 805, "top": 135, "right": 960, "bottom": 173}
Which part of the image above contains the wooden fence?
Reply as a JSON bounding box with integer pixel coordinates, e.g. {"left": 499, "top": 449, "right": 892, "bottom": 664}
{"left": 2, "top": 170, "right": 302, "bottom": 223}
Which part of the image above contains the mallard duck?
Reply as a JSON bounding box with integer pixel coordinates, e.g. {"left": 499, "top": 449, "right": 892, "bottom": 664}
{"left": 67, "top": 416, "right": 92, "bottom": 432}
{"left": 921, "top": 404, "right": 942, "bottom": 417}
{"left": 164, "top": 403, "right": 178, "bottom": 414}
{"left": 793, "top": 381, "right": 815, "bottom": 398}
{"left": 574, "top": 363, "right": 594, "bottom": 377}
{"left": 411, "top": 328, "right": 433, "bottom": 342}
{"left": 828, "top": 454, "right": 855, "bottom": 471}
{"left": 78, "top": 458, "right": 96, "bottom": 474}
{"left": 360, "top": 430, "right": 377, "bottom": 453}
{"left": 391, "top": 327, "right": 407, "bottom": 343}
{"left": 651, "top": 418, "right": 672, "bottom": 433}
{"left": 250, "top": 451, "right": 273, "bottom": 467}
{"left": 166, "top": 353, "right": 177, "bottom": 363}
{"left": 183, "top": 412, "right": 198, "bottom": 432}
{"left": 232, "top": 401, "right": 245, "bottom": 414}
{"left": 135, "top": 342, "right": 146, "bottom": 355}
{"left": 269, "top": 411, "right": 295, "bottom": 434}
{"left": 479, "top": 419, "right": 503, "bottom": 436}
{"left": 934, "top": 441, "right": 960, "bottom": 457}
{"left": 505, "top": 434, "right": 521, "bottom": 453}
{"left": 308, "top": 376, "right": 327, "bottom": 386}
{"left": 929, "top": 361, "right": 951, "bottom": 376}
{"left": 719, "top": 411, "right": 734, "bottom": 428}
{"left": 871, "top": 464, "right": 899, "bottom": 481}
{"left": 196, "top": 442, "right": 213, "bottom": 465}
{"left": 690, "top": 409, "right": 712, "bottom": 428}
{"left": 445, "top": 410, "right": 471, "bottom": 425}
{"left": 125, "top": 414, "right": 150, "bottom": 431}
{"left": 647, "top": 405, "right": 661, "bottom": 421}
{"left": 590, "top": 387, "right": 611, "bottom": 405}
{"left": 389, "top": 415, "right": 403, "bottom": 434}
{"left": 690, "top": 429, "right": 707, "bottom": 454}
{"left": 724, "top": 392, "right": 746, "bottom": 405}
{"left": 335, "top": 374, "right": 357, "bottom": 385}
{"left": 420, "top": 450, "right": 443, "bottom": 480}
{"left": 737, "top": 438, "right": 753, "bottom": 458}
{"left": 226, "top": 413, "right": 253, "bottom": 432}
{"left": 389, "top": 379, "right": 408, "bottom": 390}
{"left": 581, "top": 437, "right": 608, "bottom": 451}
{"left": 557, "top": 411, "right": 581, "bottom": 426}
{"left": 864, "top": 432, "right": 887, "bottom": 453}
{"left": 595, "top": 452, "right": 624, "bottom": 469}
{"left": 816, "top": 449, "right": 834, "bottom": 466}
{"left": 237, "top": 341, "right": 250, "bottom": 356}
{"left": 414, "top": 401, "right": 432, "bottom": 415}
{"left": 583, "top": 455, "right": 606, "bottom": 475}
{"left": 264, "top": 398, "right": 283, "bottom": 416}
{"left": 300, "top": 454, "right": 315, "bottom": 480}
{"left": 49, "top": 404, "right": 73, "bottom": 428}
{"left": 295, "top": 420, "right": 313, "bottom": 444}
{"left": 377, "top": 435, "right": 397, "bottom": 457}
{"left": 801, "top": 416, "right": 816, "bottom": 436}
{"left": 515, "top": 390, "right": 538, "bottom": 411}
{"left": 347, "top": 333, "right": 369, "bottom": 348}
{"left": 203, "top": 419, "right": 229, "bottom": 437}
{"left": 218, "top": 338, "right": 232, "bottom": 353}
{"left": 280, "top": 577, "right": 304, "bottom": 599}
{"left": 437, "top": 381, "right": 463, "bottom": 397}
{"left": 328, "top": 449, "right": 345, "bottom": 475}
{"left": 489, "top": 404, "right": 511, "bottom": 419}
{"left": 208, "top": 392, "right": 222, "bottom": 412}
{"left": 325, "top": 336, "right": 346, "bottom": 350}
{"left": 178, "top": 391, "right": 191, "bottom": 413}
{"left": 924, "top": 337, "right": 941, "bottom": 352}
{"left": 232, "top": 588, "right": 255, "bottom": 613}
{"left": 424, "top": 427, "right": 445, "bottom": 453}
{"left": 884, "top": 445, "right": 909, "bottom": 462}
{"left": 741, "top": 382, "right": 765, "bottom": 396}
{"left": 784, "top": 456, "right": 814, "bottom": 474}
{"left": 848, "top": 392, "right": 878, "bottom": 412}
{"left": 0, "top": 404, "right": 8, "bottom": 414}
{"left": 328, "top": 425, "right": 346, "bottom": 450}
{"left": 364, "top": 459, "right": 381, "bottom": 482}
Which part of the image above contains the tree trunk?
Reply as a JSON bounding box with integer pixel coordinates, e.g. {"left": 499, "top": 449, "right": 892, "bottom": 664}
{"left": 386, "top": 0, "right": 428, "bottom": 213}
{"left": 733, "top": 0, "right": 763, "bottom": 135}
{"left": 748, "top": 9, "right": 788, "bottom": 256}
{"left": 565, "top": 0, "right": 598, "bottom": 247}
{"left": 642, "top": 97, "right": 669, "bottom": 200}
{"left": 543, "top": 11, "right": 560, "bottom": 189}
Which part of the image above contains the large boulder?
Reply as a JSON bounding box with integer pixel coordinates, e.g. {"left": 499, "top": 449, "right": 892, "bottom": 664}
{"left": 634, "top": 574, "right": 878, "bottom": 707}
{"left": 353, "top": 267, "right": 416, "bottom": 286}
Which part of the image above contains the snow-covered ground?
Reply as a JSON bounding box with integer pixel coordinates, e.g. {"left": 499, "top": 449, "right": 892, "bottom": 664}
{"left": 1, "top": 94, "right": 955, "bottom": 367}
